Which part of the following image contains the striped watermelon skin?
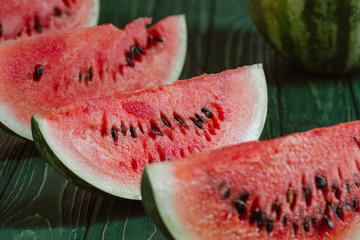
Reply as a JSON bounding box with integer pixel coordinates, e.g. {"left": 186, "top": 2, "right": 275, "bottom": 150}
{"left": 247, "top": 0, "right": 360, "bottom": 74}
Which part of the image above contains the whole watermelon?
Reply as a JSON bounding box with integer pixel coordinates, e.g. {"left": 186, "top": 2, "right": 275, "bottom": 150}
{"left": 247, "top": 0, "right": 360, "bottom": 75}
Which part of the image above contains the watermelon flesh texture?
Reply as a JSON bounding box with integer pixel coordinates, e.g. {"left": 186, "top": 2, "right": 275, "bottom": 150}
{"left": 0, "top": 15, "right": 187, "bottom": 140}
{"left": 142, "top": 121, "right": 360, "bottom": 239}
{"left": 0, "top": 0, "right": 99, "bottom": 41}
{"left": 31, "top": 64, "right": 268, "bottom": 200}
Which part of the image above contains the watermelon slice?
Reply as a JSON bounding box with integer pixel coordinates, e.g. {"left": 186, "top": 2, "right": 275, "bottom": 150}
{"left": 0, "top": 15, "right": 187, "bottom": 140}
{"left": 141, "top": 121, "right": 360, "bottom": 239}
{"left": 0, "top": 0, "right": 99, "bottom": 41}
{"left": 32, "top": 64, "right": 268, "bottom": 200}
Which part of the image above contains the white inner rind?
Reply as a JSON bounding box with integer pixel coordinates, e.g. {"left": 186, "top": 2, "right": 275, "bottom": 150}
{"left": 165, "top": 15, "right": 187, "bottom": 84}
{"left": 0, "top": 105, "right": 32, "bottom": 139}
{"left": 89, "top": 0, "right": 100, "bottom": 27}
{"left": 243, "top": 64, "right": 268, "bottom": 142}
{"left": 34, "top": 16, "right": 188, "bottom": 199}
{"left": 145, "top": 64, "right": 268, "bottom": 239}
{"left": 35, "top": 115, "right": 141, "bottom": 199}
{"left": 146, "top": 162, "right": 194, "bottom": 240}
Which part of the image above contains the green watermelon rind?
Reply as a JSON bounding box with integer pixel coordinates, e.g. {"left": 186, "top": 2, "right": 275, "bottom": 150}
{"left": 32, "top": 114, "right": 143, "bottom": 199}
{"left": 141, "top": 168, "right": 175, "bottom": 240}
{"left": 32, "top": 115, "right": 111, "bottom": 196}
{"left": 141, "top": 162, "right": 192, "bottom": 240}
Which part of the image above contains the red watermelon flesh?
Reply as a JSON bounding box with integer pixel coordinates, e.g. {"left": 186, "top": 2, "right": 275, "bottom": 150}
{"left": 142, "top": 121, "right": 360, "bottom": 239}
{"left": 0, "top": 0, "right": 99, "bottom": 41}
{"left": 31, "top": 64, "right": 268, "bottom": 200}
{"left": 0, "top": 15, "right": 187, "bottom": 140}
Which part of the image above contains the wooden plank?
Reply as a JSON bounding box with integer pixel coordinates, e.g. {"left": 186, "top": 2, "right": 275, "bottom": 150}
{"left": 99, "top": 0, "right": 157, "bottom": 27}
{"left": 277, "top": 64, "right": 357, "bottom": 135}
{"left": 0, "top": 132, "right": 28, "bottom": 199}
{"left": 206, "top": 0, "right": 281, "bottom": 140}
{"left": 0, "top": 143, "right": 96, "bottom": 239}
{"left": 153, "top": 0, "right": 214, "bottom": 78}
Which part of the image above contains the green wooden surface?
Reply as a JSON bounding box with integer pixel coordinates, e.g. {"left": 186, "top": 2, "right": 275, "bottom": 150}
{"left": 0, "top": 0, "right": 358, "bottom": 239}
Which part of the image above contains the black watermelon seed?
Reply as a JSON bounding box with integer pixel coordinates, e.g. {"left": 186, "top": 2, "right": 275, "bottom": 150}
{"left": 151, "top": 125, "right": 163, "bottom": 136}
{"left": 54, "top": 7, "right": 62, "bottom": 16}
{"left": 355, "top": 177, "right": 360, "bottom": 187}
{"left": 257, "top": 210, "right": 266, "bottom": 228}
{"left": 315, "top": 175, "right": 327, "bottom": 190}
{"left": 0, "top": 24, "right": 2, "bottom": 38}
{"left": 130, "top": 46, "right": 136, "bottom": 59}
{"left": 174, "top": 117, "right": 186, "bottom": 127}
{"left": 292, "top": 222, "right": 298, "bottom": 234}
{"left": 88, "top": 68, "right": 93, "bottom": 81}
{"left": 120, "top": 125, "right": 125, "bottom": 135}
{"left": 35, "top": 21, "right": 42, "bottom": 33}
{"left": 282, "top": 215, "right": 288, "bottom": 225}
{"left": 353, "top": 199, "right": 358, "bottom": 211}
{"left": 303, "top": 218, "right": 309, "bottom": 232}
{"left": 250, "top": 210, "right": 259, "bottom": 224}
{"left": 201, "top": 108, "right": 213, "bottom": 118}
{"left": 126, "top": 56, "right": 133, "bottom": 67}
{"left": 311, "top": 216, "right": 316, "bottom": 227}
{"left": 222, "top": 188, "right": 231, "bottom": 199}
{"left": 34, "top": 65, "right": 44, "bottom": 80}
{"left": 332, "top": 183, "right": 338, "bottom": 191}
{"left": 111, "top": 127, "right": 117, "bottom": 141}
{"left": 240, "top": 193, "right": 250, "bottom": 201}
{"left": 266, "top": 218, "right": 273, "bottom": 233}
{"left": 336, "top": 205, "right": 342, "bottom": 219}
{"left": 234, "top": 199, "right": 247, "bottom": 214}
{"left": 195, "top": 114, "right": 205, "bottom": 123}
{"left": 323, "top": 214, "right": 333, "bottom": 229}
{"left": 154, "top": 36, "right": 164, "bottom": 42}
{"left": 303, "top": 186, "right": 311, "bottom": 205}
{"left": 326, "top": 201, "right": 335, "bottom": 211}
{"left": 191, "top": 119, "right": 203, "bottom": 129}
{"left": 346, "top": 183, "right": 351, "bottom": 192}
{"left": 130, "top": 126, "right": 136, "bottom": 138}
{"left": 273, "top": 201, "right": 280, "bottom": 216}
{"left": 79, "top": 72, "right": 82, "bottom": 82}
{"left": 136, "top": 44, "right": 145, "bottom": 55}
{"left": 161, "top": 116, "right": 171, "bottom": 128}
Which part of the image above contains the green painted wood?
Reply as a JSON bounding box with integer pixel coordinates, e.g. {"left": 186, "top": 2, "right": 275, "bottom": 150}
{"left": 0, "top": 0, "right": 359, "bottom": 239}
{"left": 0, "top": 143, "right": 96, "bottom": 239}
{"left": 0, "top": 132, "right": 28, "bottom": 199}
{"left": 99, "top": 0, "right": 158, "bottom": 28}
{"left": 277, "top": 66, "right": 357, "bottom": 135}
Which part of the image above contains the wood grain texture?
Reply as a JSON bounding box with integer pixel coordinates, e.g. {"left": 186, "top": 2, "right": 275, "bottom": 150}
{"left": 0, "top": 0, "right": 359, "bottom": 239}
{"left": 0, "top": 142, "right": 96, "bottom": 239}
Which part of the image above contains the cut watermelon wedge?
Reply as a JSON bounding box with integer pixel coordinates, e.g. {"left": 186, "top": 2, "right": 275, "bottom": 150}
{"left": 0, "top": 15, "right": 187, "bottom": 140}
{"left": 141, "top": 121, "right": 360, "bottom": 240}
{"left": 0, "top": 0, "right": 99, "bottom": 41}
{"left": 32, "top": 64, "right": 268, "bottom": 200}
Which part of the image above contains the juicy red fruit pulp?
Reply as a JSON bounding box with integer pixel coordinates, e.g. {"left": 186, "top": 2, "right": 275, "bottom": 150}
{"left": 0, "top": 0, "right": 95, "bottom": 41}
